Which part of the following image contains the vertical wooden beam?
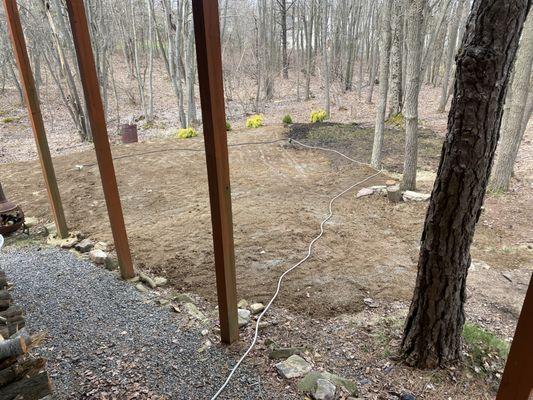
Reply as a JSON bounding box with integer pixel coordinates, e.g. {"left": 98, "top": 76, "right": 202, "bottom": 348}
{"left": 192, "top": 0, "right": 238, "bottom": 344}
{"left": 65, "top": 1, "right": 134, "bottom": 279}
{"left": 497, "top": 274, "right": 533, "bottom": 400}
{"left": 3, "top": 0, "right": 68, "bottom": 239}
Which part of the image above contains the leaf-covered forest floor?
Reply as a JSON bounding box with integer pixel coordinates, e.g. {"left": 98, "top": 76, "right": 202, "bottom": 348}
{"left": 0, "top": 66, "right": 531, "bottom": 399}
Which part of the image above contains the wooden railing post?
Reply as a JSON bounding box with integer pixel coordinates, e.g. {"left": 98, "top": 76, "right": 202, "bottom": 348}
{"left": 192, "top": 0, "right": 239, "bottom": 344}
{"left": 65, "top": 1, "right": 135, "bottom": 279}
{"left": 3, "top": 0, "right": 69, "bottom": 239}
{"left": 497, "top": 274, "right": 533, "bottom": 399}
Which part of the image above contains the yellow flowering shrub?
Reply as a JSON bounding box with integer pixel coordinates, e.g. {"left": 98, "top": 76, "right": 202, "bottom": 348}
{"left": 310, "top": 110, "right": 327, "bottom": 123}
{"left": 246, "top": 114, "right": 264, "bottom": 128}
{"left": 176, "top": 127, "right": 198, "bottom": 139}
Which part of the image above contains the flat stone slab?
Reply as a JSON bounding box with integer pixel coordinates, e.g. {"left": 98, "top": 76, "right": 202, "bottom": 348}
{"left": 402, "top": 190, "right": 431, "bottom": 202}
{"left": 356, "top": 188, "right": 374, "bottom": 198}
{"left": 275, "top": 355, "right": 312, "bottom": 379}
{"left": 298, "top": 371, "right": 358, "bottom": 397}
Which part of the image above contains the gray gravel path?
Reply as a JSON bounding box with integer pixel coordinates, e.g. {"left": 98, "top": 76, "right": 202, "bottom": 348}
{"left": 0, "top": 246, "right": 272, "bottom": 400}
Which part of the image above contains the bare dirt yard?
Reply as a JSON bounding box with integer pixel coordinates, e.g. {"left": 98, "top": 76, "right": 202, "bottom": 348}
{"left": 1, "top": 120, "right": 531, "bottom": 399}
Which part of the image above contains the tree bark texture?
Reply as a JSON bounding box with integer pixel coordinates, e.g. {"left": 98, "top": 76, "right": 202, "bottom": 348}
{"left": 401, "top": 0, "right": 531, "bottom": 368}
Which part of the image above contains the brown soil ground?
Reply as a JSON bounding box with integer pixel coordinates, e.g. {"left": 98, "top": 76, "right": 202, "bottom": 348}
{"left": 1, "top": 123, "right": 532, "bottom": 399}
{"left": 1, "top": 124, "right": 530, "bottom": 319}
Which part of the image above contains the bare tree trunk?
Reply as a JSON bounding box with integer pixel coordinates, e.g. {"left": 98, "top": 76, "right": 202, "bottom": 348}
{"left": 401, "top": 0, "right": 426, "bottom": 190}
{"left": 146, "top": 0, "right": 155, "bottom": 122}
{"left": 490, "top": 11, "right": 533, "bottom": 192}
{"left": 186, "top": 16, "right": 197, "bottom": 125}
{"left": 280, "top": 0, "right": 289, "bottom": 79}
{"left": 129, "top": 0, "right": 148, "bottom": 119}
{"left": 366, "top": 24, "right": 378, "bottom": 104}
{"left": 322, "top": 0, "right": 331, "bottom": 116}
{"left": 437, "top": 0, "right": 466, "bottom": 112}
{"left": 304, "top": 0, "right": 315, "bottom": 100}
{"left": 371, "top": 0, "right": 393, "bottom": 168}
{"left": 402, "top": 0, "right": 529, "bottom": 368}
{"left": 388, "top": 0, "right": 404, "bottom": 118}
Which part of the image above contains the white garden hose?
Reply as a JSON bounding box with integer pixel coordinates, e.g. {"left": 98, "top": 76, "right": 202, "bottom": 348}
{"left": 210, "top": 139, "right": 383, "bottom": 399}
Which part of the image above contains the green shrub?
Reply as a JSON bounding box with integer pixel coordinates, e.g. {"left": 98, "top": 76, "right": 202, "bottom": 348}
{"left": 1, "top": 117, "right": 19, "bottom": 124}
{"left": 226, "top": 121, "right": 232, "bottom": 131}
{"left": 386, "top": 112, "right": 405, "bottom": 128}
{"left": 310, "top": 110, "right": 327, "bottom": 123}
{"left": 282, "top": 114, "right": 293, "bottom": 125}
{"left": 176, "top": 127, "right": 198, "bottom": 139}
{"left": 246, "top": 114, "right": 264, "bottom": 128}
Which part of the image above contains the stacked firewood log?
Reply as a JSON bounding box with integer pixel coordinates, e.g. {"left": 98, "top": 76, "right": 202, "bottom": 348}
{"left": 0, "top": 270, "right": 51, "bottom": 400}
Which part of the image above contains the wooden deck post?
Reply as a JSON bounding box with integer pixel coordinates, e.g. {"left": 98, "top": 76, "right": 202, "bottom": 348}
{"left": 497, "top": 274, "right": 533, "bottom": 400}
{"left": 3, "top": 0, "right": 69, "bottom": 239}
{"left": 65, "top": 1, "right": 135, "bottom": 279}
{"left": 192, "top": 0, "right": 239, "bottom": 344}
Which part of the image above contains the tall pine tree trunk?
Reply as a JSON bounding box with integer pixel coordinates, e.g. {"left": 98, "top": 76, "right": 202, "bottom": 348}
{"left": 401, "top": 0, "right": 530, "bottom": 368}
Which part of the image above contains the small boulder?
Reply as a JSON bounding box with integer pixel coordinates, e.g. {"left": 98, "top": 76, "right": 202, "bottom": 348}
{"left": 59, "top": 237, "right": 79, "bottom": 249}
{"left": 75, "top": 238, "right": 94, "bottom": 253}
{"left": 44, "top": 223, "right": 56, "bottom": 236}
{"left": 104, "top": 258, "right": 118, "bottom": 271}
{"left": 250, "top": 303, "right": 265, "bottom": 315}
{"left": 275, "top": 355, "right": 312, "bottom": 379}
{"left": 237, "top": 299, "right": 249, "bottom": 309}
{"left": 153, "top": 277, "right": 168, "bottom": 287}
{"left": 400, "top": 392, "right": 416, "bottom": 400}
{"left": 298, "top": 371, "right": 358, "bottom": 397}
{"left": 89, "top": 249, "right": 108, "bottom": 265}
{"left": 402, "top": 191, "right": 431, "bottom": 202}
{"left": 135, "top": 283, "right": 149, "bottom": 293}
{"left": 197, "top": 339, "right": 212, "bottom": 353}
{"left": 24, "top": 217, "right": 38, "bottom": 228}
{"left": 138, "top": 271, "right": 156, "bottom": 288}
{"left": 157, "top": 298, "right": 170, "bottom": 306}
{"left": 238, "top": 309, "right": 251, "bottom": 328}
{"left": 363, "top": 297, "right": 379, "bottom": 308}
{"left": 185, "top": 303, "right": 208, "bottom": 323}
{"left": 314, "top": 379, "right": 336, "bottom": 400}
{"left": 356, "top": 188, "right": 374, "bottom": 198}
{"left": 94, "top": 241, "right": 110, "bottom": 252}
{"left": 173, "top": 293, "right": 194, "bottom": 304}
{"left": 268, "top": 342, "right": 311, "bottom": 359}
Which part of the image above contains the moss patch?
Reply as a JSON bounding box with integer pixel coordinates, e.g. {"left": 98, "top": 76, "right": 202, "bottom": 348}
{"left": 288, "top": 122, "right": 443, "bottom": 173}
{"left": 463, "top": 323, "right": 509, "bottom": 377}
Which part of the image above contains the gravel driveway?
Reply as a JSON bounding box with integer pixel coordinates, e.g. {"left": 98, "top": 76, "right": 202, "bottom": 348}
{"left": 0, "top": 246, "right": 277, "bottom": 400}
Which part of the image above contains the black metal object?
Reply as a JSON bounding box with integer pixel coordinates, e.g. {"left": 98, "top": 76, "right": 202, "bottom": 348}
{"left": 0, "top": 183, "right": 24, "bottom": 235}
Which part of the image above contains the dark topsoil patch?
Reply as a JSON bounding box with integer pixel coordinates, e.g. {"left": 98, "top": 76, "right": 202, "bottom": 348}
{"left": 288, "top": 122, "right": 444, "bottom": 172}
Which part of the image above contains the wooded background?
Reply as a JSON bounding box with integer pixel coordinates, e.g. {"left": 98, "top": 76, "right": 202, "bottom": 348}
{"left": 0, "top": 0, "right": 530, "bottom": 192}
